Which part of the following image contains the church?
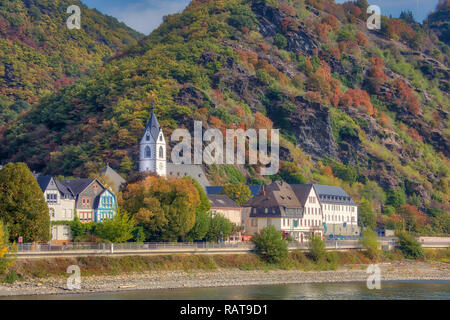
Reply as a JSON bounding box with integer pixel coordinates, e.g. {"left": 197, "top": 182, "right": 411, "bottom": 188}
{"left": 139, "top": 109, "right": 210, "bottom": 188}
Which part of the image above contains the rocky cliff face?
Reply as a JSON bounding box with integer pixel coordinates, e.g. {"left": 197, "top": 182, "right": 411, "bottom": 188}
{"left": 0, "top": 0, "right": 448, "bottom": 215}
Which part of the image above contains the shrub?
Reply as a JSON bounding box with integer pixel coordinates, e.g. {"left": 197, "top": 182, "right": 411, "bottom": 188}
{"left": 360, "top": 228, "right": 380, "bottom": 260}
{"left": 326, "top": 251, "right": 339, "bottom": 269}
{"left": 308, "top": 234, "right": 326, "bottom": 262}
{"left": 252, "top": 226, "right": 289, "bottom": 264}
{"left": 274, "top": 33, "right": 288, "bottom": 49}
{"left": 3, "top": 270, "right": 18, "bottom": 284}
{"left": 397, "top": 231, "right": 424, "bottom": 259}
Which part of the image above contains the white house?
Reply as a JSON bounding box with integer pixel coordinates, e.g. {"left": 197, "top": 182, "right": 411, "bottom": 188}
{"left": 37, "top": 176, "right": 75, "bottom": 243}
{"left": 242, "top": 181, "right": 324, "bottom": 243}
{"left": 313, "top": 184, "right": 360, "bottom": 236}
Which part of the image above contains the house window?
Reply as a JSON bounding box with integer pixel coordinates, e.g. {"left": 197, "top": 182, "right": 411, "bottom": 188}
{"left": 145, "top": 146, "right": 151, "bottom": 158}
{"left": 159, "top": 146, "right": 164, "bottom": 158}
{"left": 212, "top": 210, "right": 217, "bottom": 216}
{"left": 251, "top": 219, "right": 257, "bottom": 227}
{"left": 159, "top": 135, "right": 162, "bottom": 142}
{"left": 146, "top": 134, "right": 150, "bottom": 141}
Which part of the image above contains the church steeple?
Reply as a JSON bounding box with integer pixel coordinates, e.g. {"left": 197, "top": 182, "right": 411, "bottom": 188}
{"left": 139, "top": 107, "right": 167, "bottom": 176}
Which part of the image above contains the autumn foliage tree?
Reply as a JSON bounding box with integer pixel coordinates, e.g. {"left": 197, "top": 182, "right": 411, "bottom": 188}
{"left": 364, "top": 57, "right": 387, "bottom": 94}
{"left": 120, "top": 176, "right": 200, "bottom": 241}
{"left": 391, "top": 79, "right": 421, "bottom": 115}
{"left": 398, "top": 204, "right": 428, "bottom": 232}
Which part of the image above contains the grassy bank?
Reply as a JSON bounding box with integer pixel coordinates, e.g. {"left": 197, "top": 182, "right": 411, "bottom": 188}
{"left": 1, "top": 248, "right": 449, "bottom": 283}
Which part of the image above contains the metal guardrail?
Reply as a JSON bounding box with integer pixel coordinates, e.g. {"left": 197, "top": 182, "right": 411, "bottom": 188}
{"left": 13, "top": 238, "right": 450, "bottom": 255}
{"left": 15, "top": 242, "right": 255, "bottom": 252}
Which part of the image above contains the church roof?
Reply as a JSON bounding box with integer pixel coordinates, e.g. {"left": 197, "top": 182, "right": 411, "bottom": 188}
{"left": 166, "top": 163, "right": 210, "bottom": 188}
{"left": 144, "top": 108, "right": 161, "bottom": 140}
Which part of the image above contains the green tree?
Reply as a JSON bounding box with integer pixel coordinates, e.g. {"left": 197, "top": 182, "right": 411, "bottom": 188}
{"left": 186, "top": 178, "right": 212, "bottom": 241}
{"left": 222, "top": 183, "right": 252, "bottom": 206}
{"left": 387, "top": 188, "right": 406, "bottom": 209}
{"left": 119, "top": 156, "right": 134, "bottom": 176}
{"left": 133, "top": 226, "right": 146, "bottom": 243}
{"left": 279, "top": 161, "right": 308, "bottom": 184}
{"left": 205, "top": 215, "right": 233, "bottom": 242}
{"left": 94, "top": 212, "right": 136, "bottom": 243}
{"left": 361, "top": 181, "right": 386, "bottom": 210}
{"left": 0, "top": 163, "right": 49, "bottom": 242}
{"left": 332, "top": 163, "right": 357, "bottom": 184}
{"left": 274, "top": 33, "right": 288, "bottom": 49}
{"left": 358, "top": 198, "right": 377, "bottom": 230}
{"left": 397, "top": 231, "right": 424, "bottom": 259}
{"left": 360, "top": 228, "right": 380, "bottom": 260}
{"left": 252, "top": 225, "right": 288, "bottom": 264}
{"left": 308, "top": 234, "right": 326, "bottom": 262}
{"left": 121, "top": 176, "right": 200, "bottom": 241}
{"left": 227, "top": 5, "right": 258, "bottom": 30}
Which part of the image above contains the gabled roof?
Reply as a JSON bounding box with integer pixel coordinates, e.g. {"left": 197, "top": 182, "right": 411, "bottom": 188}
{"left": 208, "top": 194, "right": 240, "bottom": 209}
{"left": 243, "top": 181, "right": 302, "bottom": 209}
{"left": 36, "top": 176, "right": 74, "bottom": 198}
{"left": 313, "top": 184, "right": 356, "bottom": 205}
{"left": 143, "top": 108, "right": 161, "bottom": 140}
{"left": 55, "top": 180, "right": 74, "bottom": 198}
{"left": 99, "top": 164, "right": 126, "bottom": 192}
{"left": 60, "top": 178, "right": 96, "bottom": 195}
{"left": 36, "top": 176, "right": 52, "bottom": 192}
{"left": 290, "top": 184, "right": 315, "bottom": 207}
{"left": 93, "top": 189, "right": 116, "bottom": 208}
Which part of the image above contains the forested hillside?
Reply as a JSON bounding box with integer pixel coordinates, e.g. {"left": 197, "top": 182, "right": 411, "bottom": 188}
{"left": 0, "top": 0, "right": 142, "bottom": 125}
{"left": 0, "top": 0, "right": 448, "bottom": 234}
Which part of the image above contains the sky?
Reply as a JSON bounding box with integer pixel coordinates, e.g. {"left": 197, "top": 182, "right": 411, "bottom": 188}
{"left": 82, "top": 0, "right": 440, "bottom": 35}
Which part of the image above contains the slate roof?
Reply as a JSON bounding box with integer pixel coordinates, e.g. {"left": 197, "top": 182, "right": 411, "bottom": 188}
{"left": 167, "top": 163, "right": 210, "bottom": 188}
{"left": 55, "top": 180, "right": 74, "bottom": 197}
{"left": 99, "top": 165, "right": 126, "bottom": 193}
{"left": 208, "top": 194, "right": 240, "bottom": 209}
{"left": 60, "top": 179, "right": 95, "bottom": 195}
{"left": 144, "top": 108, "right": 161, "bottom": 140}
{"left": 243, "top": 181, "right": 303, "bottom": 218}
{"left": 290, "top": 184, "right": 315, "bottom": 206}
{"left": 312, "top": 184, "right": 356, "bottom": 205}
{"left": 36, "top": 176, "right": 52, "bottom": 192}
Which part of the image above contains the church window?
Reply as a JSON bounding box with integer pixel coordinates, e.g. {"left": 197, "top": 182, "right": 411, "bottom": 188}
{"left": 145, "top": 146, "right": 151, "bottom": 158}
{"left": 159, "top": 146, "right": 164, "bottom": 158}
{"left": 146, "top": 134, "right": 150, "bottom": 142}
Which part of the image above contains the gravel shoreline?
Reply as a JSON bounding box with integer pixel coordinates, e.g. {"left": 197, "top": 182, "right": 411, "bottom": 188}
{"left": 0, "top": 261, "right": 448, "bottom": 298}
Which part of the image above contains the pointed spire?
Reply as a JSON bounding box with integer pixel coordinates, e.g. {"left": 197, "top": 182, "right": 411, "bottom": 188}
{"left": 143, "top": 106, "right": 161, "bottom": 140}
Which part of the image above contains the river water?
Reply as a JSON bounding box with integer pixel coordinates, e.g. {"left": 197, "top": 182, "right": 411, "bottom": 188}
{"left": 4, "top": 280, "right": 450, "bottom": 300}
